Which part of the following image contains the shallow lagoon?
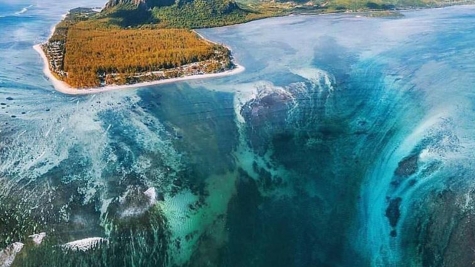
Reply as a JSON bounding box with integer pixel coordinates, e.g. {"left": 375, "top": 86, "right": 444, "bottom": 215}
{"left": 1, "top": 1, "right": 475, "bottom": 266}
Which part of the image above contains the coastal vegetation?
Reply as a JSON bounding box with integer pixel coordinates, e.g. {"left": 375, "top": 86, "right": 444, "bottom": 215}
{"left": 41, "top": 4, "right": 239, "bottom": 88}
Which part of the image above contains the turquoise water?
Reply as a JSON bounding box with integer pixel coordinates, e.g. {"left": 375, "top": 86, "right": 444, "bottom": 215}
{"left": 1, "top": 1, "right": 475, "bottom": 266}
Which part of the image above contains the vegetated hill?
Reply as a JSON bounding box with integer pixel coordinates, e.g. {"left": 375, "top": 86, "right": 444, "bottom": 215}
{"left": 100, "top": 0, "right": 275, "bottom": 28}
{"left": 104, "top": 0, "right": 175, "bottom": 10}
{"left": 151, "top": 0, "right": 263, "bottom": 28}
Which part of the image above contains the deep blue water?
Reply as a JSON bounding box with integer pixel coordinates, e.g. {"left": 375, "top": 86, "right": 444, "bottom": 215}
{"left": 1, "top": 1, "right": 475, "bottom": 266}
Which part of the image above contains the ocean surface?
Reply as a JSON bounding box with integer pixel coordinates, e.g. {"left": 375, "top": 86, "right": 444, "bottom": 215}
{"left": 1, "top": 1, "right": 475, "bottom": 266}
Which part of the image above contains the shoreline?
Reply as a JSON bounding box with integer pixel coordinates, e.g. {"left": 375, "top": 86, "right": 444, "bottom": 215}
{"left": 34, "top": 21, "right": 245, "bottom": 95}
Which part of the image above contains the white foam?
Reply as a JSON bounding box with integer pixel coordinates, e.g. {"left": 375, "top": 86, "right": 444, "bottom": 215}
{"left": 29, "top": 232, "right": 46, "bottom": 245}
{"left": 62, "top": 237, "right": 107, "bottom": 251}
{"left": 144, "top": 187, "right": 157, "bottom": 205}
{"left": 100, "top": 198, "right": 113, "bottom": 217}
{"left": 0, "top": 242, "right": 24, "bottom": 267}
{"left": 15, "top": 5, "right": 33, "bottom": 15}
{"left": 291, "top": 67, "right": 335, "bottom": 94}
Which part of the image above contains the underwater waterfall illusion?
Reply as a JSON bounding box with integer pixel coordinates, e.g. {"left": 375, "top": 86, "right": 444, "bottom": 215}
{"left": 1, "top": 1, "right": 475, "bottom": 266}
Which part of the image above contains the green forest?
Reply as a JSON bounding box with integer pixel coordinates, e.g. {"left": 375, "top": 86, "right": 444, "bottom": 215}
{"left": 42, "top": 4, "right": 240, "bottom": 88}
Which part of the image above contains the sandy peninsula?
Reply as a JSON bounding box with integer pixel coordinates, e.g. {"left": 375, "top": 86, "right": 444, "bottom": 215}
{"left": 33, "top": 32, "right": 245, "bottom": 95}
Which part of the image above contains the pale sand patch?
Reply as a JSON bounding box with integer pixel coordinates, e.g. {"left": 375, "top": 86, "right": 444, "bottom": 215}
{"left": 62, "top": 237, "right": 108, "bottom": 251}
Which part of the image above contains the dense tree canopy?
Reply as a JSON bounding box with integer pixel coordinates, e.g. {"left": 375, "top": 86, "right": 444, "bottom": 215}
{"left": 61, "top": 22, "right": 225, "bottom": 87}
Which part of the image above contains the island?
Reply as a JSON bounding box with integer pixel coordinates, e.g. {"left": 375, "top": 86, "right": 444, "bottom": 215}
{"left": 35, "top": 0, "right": 257, "bottom": 93}
{"left": 35, "top": 0, "right": 472, "bottom": 93}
